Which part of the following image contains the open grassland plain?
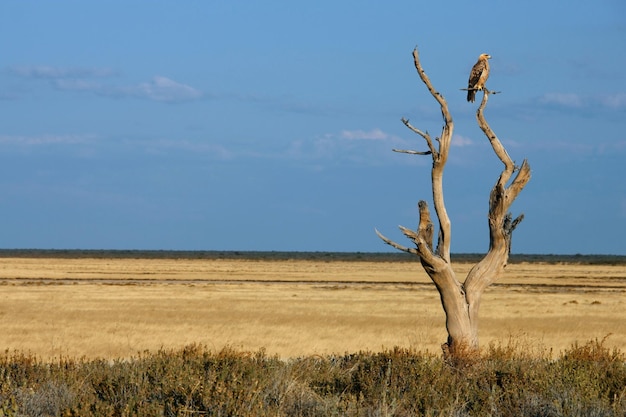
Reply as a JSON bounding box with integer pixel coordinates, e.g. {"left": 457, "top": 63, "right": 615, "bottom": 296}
{"left": 0, "top": 253, "right": 624, "bottom": 360}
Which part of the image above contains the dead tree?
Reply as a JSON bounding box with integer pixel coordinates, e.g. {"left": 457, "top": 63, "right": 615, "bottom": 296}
{"left": 376, "top": 47, "right": 531, "bottom": 358}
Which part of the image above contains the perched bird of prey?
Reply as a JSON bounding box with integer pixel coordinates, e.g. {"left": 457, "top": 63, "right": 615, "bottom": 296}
{"left": 467, "top": 53, "right": 491, "bottom": 102}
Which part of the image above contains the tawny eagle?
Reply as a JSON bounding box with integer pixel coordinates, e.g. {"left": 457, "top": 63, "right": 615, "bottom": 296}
{"left": 467, "top": 53, "right": 491, "bottom": 102}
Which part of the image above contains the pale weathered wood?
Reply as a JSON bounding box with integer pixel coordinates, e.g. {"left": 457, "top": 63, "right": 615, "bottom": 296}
{"left": 377, "top": 46, "right": 531, "bottom": 358}
{"left": 464, "top": 90, "right": 532, "bottom": 340}
{"left": 408, "top": 47, "right": 454, "bottom": 263}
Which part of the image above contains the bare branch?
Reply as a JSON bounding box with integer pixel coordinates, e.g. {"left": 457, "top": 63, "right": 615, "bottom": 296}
{"left": 392, "top": 148, "right": 432, "bottom": 155}
{"left": 401, "top": 117, "right": 429, "bottom": 140}
{"left": 411, "top": 48, "right": 452, "bottom": 129}
{"left": 410, "top": 46, "right": 453, "bottom": 262}
{"left": 477, "top": 90, "right": 515, "bottom": 184}
{"left": 399, "top": 225, "right": 419, "bottom": 242}
{"left": 464, "top": 86, "right": 531, "bottom": 332}
{"left": 507, "top": 159, "right": 532, "bottom": 200}
{"left": 401, "top": 117, "right": 437, "bottom": 156}
{"left": 417, "top": 200, "right": 434, "bottom": 252}
{"left": 461, "top": 87, "right": 501, "bottom": 95}
{"left": 397, "top": 225, "right": 447, "bottom": 277}
{"left": 509, "top": 214, "right": 525, "bottom": 235}
{"left": 374, "top": 229, "right": 418, "bottom": 255}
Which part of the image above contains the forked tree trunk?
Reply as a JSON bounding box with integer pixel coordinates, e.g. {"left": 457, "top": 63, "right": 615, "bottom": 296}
{"left": 376, "top": 47, "right": 531, "bottom": 358}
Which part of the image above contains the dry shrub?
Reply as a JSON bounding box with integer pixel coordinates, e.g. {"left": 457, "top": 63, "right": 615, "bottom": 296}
{"left": 0, "top": 341, "right": 624, "bottom": 416}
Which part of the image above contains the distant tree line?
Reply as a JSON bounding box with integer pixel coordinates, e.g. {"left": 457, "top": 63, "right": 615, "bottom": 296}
{"left": 0, "top": 249, "right": 624, "bottom": 264}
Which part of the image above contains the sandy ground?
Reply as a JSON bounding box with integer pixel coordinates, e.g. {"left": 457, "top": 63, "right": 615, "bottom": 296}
{"left": 0, "top": 257, "right": 623, "bottom": 359}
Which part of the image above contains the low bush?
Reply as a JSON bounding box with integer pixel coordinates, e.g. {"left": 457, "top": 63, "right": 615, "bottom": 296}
{"left": 0, "top": 339, "right": 624, "bottom": 416}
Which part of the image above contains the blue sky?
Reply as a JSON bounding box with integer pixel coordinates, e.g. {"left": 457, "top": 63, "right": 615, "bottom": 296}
{"left": 0, "top": 1, "right": 624, "bottom": 254}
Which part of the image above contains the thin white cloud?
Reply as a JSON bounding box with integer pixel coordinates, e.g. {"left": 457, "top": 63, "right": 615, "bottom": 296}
{"left": 9, "top": 65, "right": 203, "bottom": 103}
{"left": 133, "top": 76, "right": 203, "bottom": 102}
{"left": 9, "top": 65, "right": 116, "bottom": 79}
{"left": 70, "top": 76, "right": 204, "bottom": 103}
{"left": 340, "top": 128, "right": 472, "bottom": 154}
{"left": 146, "top": 138, "right": 233, "bottom": 159}
{"left": 451, "top": 134, "right": 473, "bottom": 147}
{"left": 53, "top": 78, "right": 103, "bottom": 92}
{"left": 597, "top": 93, "right": 626, "bottom": 109}
{"left": 539, "top": 92, "right": 584, "bottom": 108}
{"left": 537, "top": 92, "right": 626, "bottom": 111}
{"left": 340, "top": 128, "right": 389, "bottom": 141}
{"left": 517, "top": 139, "right": 626, "bottom": 156}
{"left": 0, "top": 134, "right": 95, "bottom": 145}
{"left": 502, "top": 138, "right": 523, "bottom": 148}
{"left": 283, "top": 128, "right": 427, "bottom": 168}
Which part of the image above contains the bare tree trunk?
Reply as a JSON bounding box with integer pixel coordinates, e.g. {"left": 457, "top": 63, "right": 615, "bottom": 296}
{"left": 376, "top": 47, "right": 531, "bottom": 358}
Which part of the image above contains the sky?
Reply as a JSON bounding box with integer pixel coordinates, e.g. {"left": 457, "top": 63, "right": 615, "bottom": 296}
{"left": 0, "top": 1, "right": 624, "bottom": 254}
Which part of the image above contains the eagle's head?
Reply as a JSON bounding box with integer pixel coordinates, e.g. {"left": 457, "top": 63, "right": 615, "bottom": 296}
{"left": 480, "top": 53, "right": 492, "bottom": 60}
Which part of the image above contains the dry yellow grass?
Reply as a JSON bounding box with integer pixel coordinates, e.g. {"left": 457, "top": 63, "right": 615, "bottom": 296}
{"left": 0, "top": 257, "right": 624, "bottom": 359}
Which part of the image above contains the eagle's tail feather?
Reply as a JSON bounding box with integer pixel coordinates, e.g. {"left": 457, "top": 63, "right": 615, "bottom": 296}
{"left": 467, "top": 89, "right": 475, "bottom": 103}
